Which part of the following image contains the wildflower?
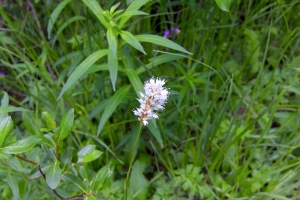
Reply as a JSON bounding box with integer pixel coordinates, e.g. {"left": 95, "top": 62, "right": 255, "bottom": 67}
{"left": 163, "top": 27, "right": 180, "bottom": 38}
{"left": 133, "top": 78, "right": 169, "bottom": 126}
{"left": 0, "top": 72, "right": 4, "bottom": 77}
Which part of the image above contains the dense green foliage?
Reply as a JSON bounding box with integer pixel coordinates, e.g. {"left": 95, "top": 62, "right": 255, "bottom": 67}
{"left": 1, "top": 0, "right": 300, "bottom": 199}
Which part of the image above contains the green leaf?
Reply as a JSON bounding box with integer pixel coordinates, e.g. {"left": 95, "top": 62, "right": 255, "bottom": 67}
{"left": 109, "top": 2, "right": 121, "bottom": 14}
{"left": 116, "top": 10, "right": 148, "bottom": 21}
{"left": 82, "top": 0, "right": 109, "bottom": 27}
{"left": 58, "top": 49, "right": 108, "bottom": 99}
{"left": 47, "top": 0, "right": 73, "bottom": 39}
{"left": 90, "top": 163, "right": 112, "bottom": 193}
{"left": 0, "top": 136, "right": 41, "bottom": 154}
{"left": 61, "top": 146, "right": 73, "bottom": 170}
{"left": 136, "top": 54, "right": 185, "bottom": 75}
{"left": 129, "top": 160, "right": 148, "bottom": 199}
{"left": 215, "top": 0, "right": 231, "bottom": 12}
{"left": 125, "top": 68, "right": 144, "bottom": 97}
{"left": 0, "top": 116, "right": 14, "bottom": 148}
{"left": 119, "top": 0, "right": 150, "bottom": 28}
{"left": 58, "top": 108, "right": 74, "bottom": 141}
{"left": 78, "top": 144, "right": 96, "bottom": 163}
{"left": 82, "top": 150, "right": 103, "bottom": 163}
{"left": 38, "top": 135, "right": 55, "bottom": 148}
{"left": 107, "top": 28, "right": 118, "bottom": 58}
{"left": 97, "top": 85, "right": 131, "bottom": 135}
{"left": 148, "top": 121, "right": 163, "bottom": 148}
{"left": 62, "top": 173, "right": 87, "bottom": 192}
{"left": 108, "top": 49, "right": 118, "bottom": 91}
{"left": 29, "top": 165, "right": 50, "bottom": 179}
{"left": 42, "top": 111, "right": 56, "bottom": 130}
{"left": 135, "top": 34, "right": 192, "bottom": 55}
{"left": 0, "top": 91, "right": 9, "bottom": 121}
{"left": 46, "top": 161, "right": 62, "bottom": 189}
{"left": 0, "top": 106, "right": 30, "bottom": 113}
{"left": 7, "top": 173, "right": 19, "bottom": 200}
{"left": 120, "top": 31, "right": 146, "bottom": 54}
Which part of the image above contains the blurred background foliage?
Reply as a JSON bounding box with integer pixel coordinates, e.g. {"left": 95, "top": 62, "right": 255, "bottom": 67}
{"left": 1, "top": 0, "right": 300, "bottom": 199}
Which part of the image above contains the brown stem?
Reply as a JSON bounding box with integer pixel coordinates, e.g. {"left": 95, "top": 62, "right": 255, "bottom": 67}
{"left": 14, "top": 154, "right": 85, "bottom": 200}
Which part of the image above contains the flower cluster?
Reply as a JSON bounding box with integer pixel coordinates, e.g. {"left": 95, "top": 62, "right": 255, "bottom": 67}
{"left": 163, "top": 27, "right": 180, "bottom": 38}
{"left": 133, "top": 78, "right": 169, "bottom": 126}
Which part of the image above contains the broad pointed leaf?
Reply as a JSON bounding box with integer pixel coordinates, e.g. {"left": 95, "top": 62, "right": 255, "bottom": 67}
{"left": 58, "top": 108, "right": 74, "bottom": 141}
{"left": 46, "top": 161, "right": 62, "bottom": 189}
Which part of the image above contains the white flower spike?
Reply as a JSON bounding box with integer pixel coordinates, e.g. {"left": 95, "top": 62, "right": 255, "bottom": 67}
{"left": 133, "top": 77, "right": 169, "bottom": 126}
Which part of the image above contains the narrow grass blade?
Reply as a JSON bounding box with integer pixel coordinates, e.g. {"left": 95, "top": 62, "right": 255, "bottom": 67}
{"left": 97, "top": 85, "right": 131, "bottom": 135}
{"left": 58, "top": 49, "right": 108, "bottom": 99}
{"left": 119, "top": 0, "right": 150, "bottom": 28}
{"left": 135, "top": 34, "right": 192, "bottom": 55}
{"left": 7, "top": 173, "right": 19, "bottom": 200}
{"left": 136, "top": 54, "right": 185, "bottom": 75}
{"left": 125, "top": 68, "right": 144, "bottom": 97}
{"left": 47, "top": 0, "right": 73, "bottom": 39}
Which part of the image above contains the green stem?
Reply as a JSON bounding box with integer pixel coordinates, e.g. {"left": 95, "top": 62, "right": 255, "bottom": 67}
{"left": 125, "top": 125, "right": 142, "bottom": 200}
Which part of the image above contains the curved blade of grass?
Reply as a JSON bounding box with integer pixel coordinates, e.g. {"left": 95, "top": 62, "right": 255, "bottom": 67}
{"left": 0, "top": 106, "right": 30, "bottom": 113}
{"left": 125, "top": 68, "right": 144, "bottom": 97}
{"left": 97, "top": 85, "right": 131, "bottom": 136}
{"left": 136, "top": 54, "right": 185, "bottom": 75}
{"left": 58, "top": 49, "right": 108, "bottom": 99}
{"left": 135, "top": 34, "right": 192, "bottom": 55}
{"left": 148, "top": 121, "right": 163, "bottom": 148}
{"left": 47, "top": 0, "right": 73, "bottom": 39}
{"left": 52, "top": 16, "right": 86, "bottom": 45}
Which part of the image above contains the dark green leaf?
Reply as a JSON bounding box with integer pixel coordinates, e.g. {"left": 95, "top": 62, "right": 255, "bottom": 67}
{"left": 0, "top": 116, "right": 14, "bottom": 148}
{"left": 58, "top": 108, "right": 74, "bottom": 141}
{"left": 90, "top": 163, "right": 112, "bottom": 193}
{"left": 0, "top": 91, "right": 9, "bottom": 121}
{"left": 61, "top": 146, "right": 73, "bottom": 171}
{"left": 129, "top": 160, "right": 148, "bottom": 199}
{"left": 46, "top": 161, "right": 62, "bottom": 189}
{"left": 62, "top": 173, "right": 87, "bottom": 192}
